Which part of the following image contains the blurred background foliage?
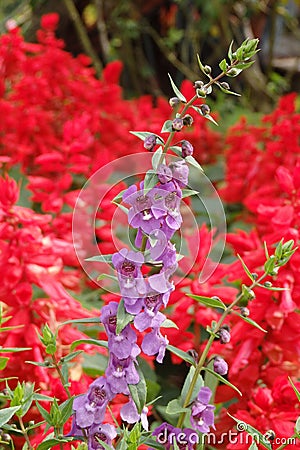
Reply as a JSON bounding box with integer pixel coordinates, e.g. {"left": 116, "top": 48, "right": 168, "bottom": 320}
{"left": 0, "top": 0, "right": 299, "bottom": 114}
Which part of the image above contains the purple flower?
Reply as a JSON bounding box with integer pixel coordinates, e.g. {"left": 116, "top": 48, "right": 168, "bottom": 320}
{"left": 181, "top": 140, "right": 194, "bottom": 158}
{"left": 88, "top": 423, "right": 117, "bottom": 450}
{"left": 142, "top": 327, "right": 169, "bottom": 363}
{"left": 169, "top": 160, "right": 189, "bottom": 187}
{"left": 158, "top": 164, "right": 173, "bottom": 184}
{"left": 191, "top": 386, "right": 215, "bottom": 433}
{"left": 101, "top": 301, "right": 138, "bottom": 359}
{"left": 120, "top": 397, "right": 149, "bottom": 430}
{"left": 106, "top": 352, "right": 140, "bottom": 394}
{"left": 72, "top": 377, "right": 113, "bottom": 428}
{"left": 112, "top": 248, "right": 146, "bottom": 299}
{"left": 213, "top": 356, "right": 228, "bottom": 375}
{"left": 144, "top": 134, "right": 157, "bottom": 151}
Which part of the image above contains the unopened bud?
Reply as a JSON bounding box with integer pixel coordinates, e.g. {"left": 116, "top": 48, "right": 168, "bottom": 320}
{"left": 143, "top": 134, "right": 156, "bottom": 151}
{"left": 182, "top": 114, "right": 193, "bottom": 127}
{"left": 2, "top": 434, "right": 11, "bottom": 442}
{"left": 240, "top": 307, "right": 250, "bottom": 317}
{"left": 203, "top": 65, "right": 212, "bottom": 75}
{"left": 220, "top": 82, "right": 230, "bottom": 90}
{"left": 219, "top": 327, "right": 231, "bottom": 344}
{"left": 200, "top": 104, "right": 211, "bottom": 116}
{"left": 172, "top": 118, "right": 184, "bottom": 131}
{"left": 264, "top": 281, "right": 272, "bottom": 288}
{"left": 181, "top": 140, "right": 194, "bottom": 158}
{"left": 169, "top": 97, "right": 180, "bottom": 108}
{"left": 157, "top": 164, "right": 172, "bottom": 184}
{"left": 194, "top": 80, "right": 204, "bottom": 89}
{"left": 213, "top": 356, "right": 228, "bottom": 375}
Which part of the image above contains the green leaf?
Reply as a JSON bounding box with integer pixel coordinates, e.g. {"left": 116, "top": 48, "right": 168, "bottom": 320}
{"left": 235, "top": 313, "right": 268, "bottom": 333}
{"left": 60, "top": 397, "right": 74, "bottom": 424}
{"left": 36, "top": 402, "right": 51, "bottom": 423}
{"left": 197, "top": 54, "right": 210, "bottom": 77}
{"left": 60, "top": 350, "right": 83, "bottom": 363}
{"left": 168, "top": 73, "right": 187, "bottom": 103}
{"left": 116, "top": 299, "right": 134, "bottom": 334}
{"left": 227, "top": 414, "right": 272, "bottom": 450}
{"left": 144, "top": 170, "right": 159, "bottom": 193}
{"left": 187, "top": 294, "right": 226, "bottom": 310}
{"left": 112, "top": 189, "right": 126, "bottom": 204}
{"left": 142, "top": 438, "right": 165, "bottom": 450}
{"left": 167, "top": 345, "right": 195, "bottom": 366}
{"left": 185, "top": 155, "right": 204, "bottom": 172}
{"left": 0, "top": 347, "right": 31, "bottom": 353}
{"left": 85, "top": 254, "right": 113, "bottom": 264}
{"left": 0, "top": 405, "right": 21, "bottom": 427}
{"left": 152, "top": 146, "right": 163, "bottom": 171}
{"left": 219, "top": 58, "right": 227, "bottom": 72}
{"left": 180, "top": 366, "right": 203, "bottom": 404}
{"left": 296, "top": 416, "right": 300, "bottom": 433}
{"left": 59, "top": 317, "right": 100, "bottom": 326}
{"left": 129, "top": 131, "right": 164, "bottom": 145}
{"left": 45, "top": 343, "right": 56, "bottom": 355}
{"left": 26, "top": 361, "right": 54, "bottom": 368}
{"left": 32, "top": 394, "right": 54, "bottom": 402}
{"left": 181, "top": 189, "right": 199, "bottom": 198}
{"left": 166, "top": 398, "right": 189, "bottom": 415}
{"left": 256, "top": 283, "right": 286, "bottom": 291}
{"left": 36, "top": 437, "right": 73, "bottom": 450}
{"left": 203, "top": 113, "right": 219, "bottom": 126}
{"left": 0, "top": 356, "right": 9, "bottom": 370}
{"left": 228, "top": 41, "right": 234, "bottom": 62}
{"left": 160, "top": 319, "right": 178, "bottom": 329}
{"left": 128, "top": 365, "right": 147, "bottom": 414}
{"left": 71, "top": 338, "right": 108, "bottom": 351}
{"left": 216, "top": 82, "right": 241, "bottom": 96}
{"left": 112, "top": 201, "right": 129, "bottom": 215}
{"left": 248, "top": 442, "right": 258, "bottom": 450}
{"left": 161, "top": 120, "right": 173, "bottom": 133}
{"left": 235, "top": 61, "right": 255, "bottom": 70}
{"left": 288, "top": 376, "right": 300, "bottom": 402}
{"left": 237, "top": 254, "right": 255, "bottom": 281}
{"left": 94, "top": 439, "right": 113, "bottom": 450}
{"left": 97, "top": 273, "right": 118, "bottom": 282}
{"left": 203, "top": 367, "right": 242, "bottom": 396}
{"left": 169, "top": 145, "right": 182, "bottom": 157}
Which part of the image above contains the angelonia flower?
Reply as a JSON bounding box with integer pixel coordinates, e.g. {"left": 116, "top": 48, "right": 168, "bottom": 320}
{"left": 213, "top": 356, "right": 228, "bottom": 376}
{"left": 190, "top": 386, "right": 216, "bottom": 433}
{"left": 144, "top": 134, "right": 157, "bottom": 151}
{"left": 219, "top": 326, "right": 231, "bottom": 344}
{"left": 181, "top": 140, "right": 194, "bottom": 158}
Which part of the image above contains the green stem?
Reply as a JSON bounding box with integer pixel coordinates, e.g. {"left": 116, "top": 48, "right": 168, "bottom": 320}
{"left": 52, "top": 356, "right": 71, "bottom": 399}
{"left": 18, "top": 416, "right": 33, "bottom": 450}
{"left": 177, "top": 273, "right": 266, "bottom": 428}
{"left": 276, "top": 434, "right": 299, "bottom": 450}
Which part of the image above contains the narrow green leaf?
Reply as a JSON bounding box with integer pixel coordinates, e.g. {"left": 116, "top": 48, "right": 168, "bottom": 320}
{"left": 187, "top": 294, "right": 226, "bottom": 310}
{"left": 228, "top": 41, "right": 234, "bottom": 62}
{"left": 97, "top": 273, "right": 118, "bottom": 282}
{"left": 0, "top": 406, "right": 21, "bottom": 427}
{"left": 235, "top": 61, "right": 255, "bottom": 70}
{"left": 203, "top": 114, "right": 219, "bottom": 126}
{"left": 181, "top": 189, "right": 199, "bottom": 198}
{"left": 152, "top": 146, "right": 163, "bottom": 171}
{"left": 59, "top": 317, "right": 100, "bottom": 326}
{"left": 35, "top": 402, "right": 52, "bottom": 423}
{"left": 144, "top": 170, "right": 159, "bottom": 192}
{"left": 233, "top": 312, "right": 267, "bottom": 333}
{"left": 59, "top": 397, "right": 74, "bottom": 424}
{"left": 0, "top": 356, "right": 9, "bottom": 370}
{"left": 161, "top": 120, "right": 173, "bottom": 133}
{"left": 129, "top": 131, "right": 164, "bottom": 144}
{"left": 166, "top": 398, "right": 189, "bottom": 415}
{"left": 25, "top": 361, "right": 53, "bottom": 368}
{"left": 288, "top": 376, "right": 300, "bottom": 402}
{"left": 180, "top": 366, "right": 203, "bottom": 404}
{"left": 167, "top": 345, "right": 195, "bottom": 366}
{"left": 185, "top": 155, "right": 204, "bottom": 172}
{"left": 95, "top": 439, "right": 113, "bottom": 450}
{"left": 227, "top": 414, "right": 272, "bottom": 450}
{"left": 216, "top": 82, "right": 241, "bottom": 96}
{"left": 197, "top": 54, "right": 210, "bottom": 77}
{"left": 70, "top": 338, "right": 108, "bottom": 351}
{"left": 112, "top": 189, "right": 126, "bottom": 204}
{"left": 168, "top": 73, "right": 187, "bottom": 103}
{"left": 37, "top": 438, "right": 72, "bottom": 450}
{"left": 85, "top": 254, "right": 113, "bottom": 263}
{"left": 248, "top": 442, "right": 258, "bottom": 450}
{"left": 112, "top": 201, "right": 129, "bottom": 215}
{"left": 60, "top": 350, "right": 83, "bottom": 363}
{"left": 203, "top": 367, "right": 242, "bottom": 396}
{"left": 0, "top": 347, "right": 31, "bottom": 353}
{"left": 160, "top": 319, "right": 178, "bottom": 329}
{"left": 128, "top": 365, "right": 147, "bottom": 414}
{"left": 296, "top": 416, "right": 300, "bottom": 433}
{"left": 237, "top": 254, "right": 254, "bottom": 281}
{"left": 256, "top": 283, "right": 286, "bottom": 291}
{"left": 169, "top": 145, "right": 182, "bottom": 157}
{"left": 116, "top": 299, "right": 134, "bottom": 334}
{"left": 32, "top": 394, "right": 54, "bottom": 402}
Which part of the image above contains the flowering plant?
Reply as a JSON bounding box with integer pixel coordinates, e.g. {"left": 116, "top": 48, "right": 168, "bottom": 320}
{"left": 0, "top": 16, "right": 299, "bottom": 450}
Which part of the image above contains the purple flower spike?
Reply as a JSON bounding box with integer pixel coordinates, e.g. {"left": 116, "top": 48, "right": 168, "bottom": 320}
{"left": 142, "top": 327, "right": 169, "bottom": 363}
{"left": 191, "top": 386, "right": 216, "bottom": 433}
{"left": 106, "top": 353, "right": 140, "bottom": 394}
{"left": 73, "top": 377, "right": 113, "bottom": 429}
{"left": 88, "top": 423, "right": 117, "bottom": 450}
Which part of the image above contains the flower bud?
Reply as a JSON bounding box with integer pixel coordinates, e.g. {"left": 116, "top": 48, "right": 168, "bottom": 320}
{"left": 170, "top": 160, "right": 189, "bottom": 187}
{"left": 144, "top": 134, "right": 156, "bottom": 151}
{"left": 203, "top": 65, "right": 212, "bottom": 75}
{"left": 219, "top": 326, "right": 231, "bottom": 344}
{"left": 172, "top": 118, "right": 184, "bottom": 131}
{"left": 213, "top": 356, "right": 228, "bottom": 375}
{"left": 240, "top": 306, "right": 250, "bottom": 317}
{"left": 200, "top": 104, "right": 210, "bottom": 116}
{"left": 220, "top": 82, "right": 230, "bottom": 90}
{"left": 194, "top": 80, "right": 204, "bottom": 89}
{"left": 182, "top": 114, "right": 193, "bottom": 127}
{"left": 2, "top": 434, "right": 11, "bottom": 442}
{"left": 157, "top": 164, "right": 172, "bottom": 184}
{"left": 264, "top": 281, "right": 272, "bottom": 288}
{"left": 169, "top": 97, "right": 180, "bottom": 108}
{"left": 181, "top": 140, "right": 194, "bottom": 158}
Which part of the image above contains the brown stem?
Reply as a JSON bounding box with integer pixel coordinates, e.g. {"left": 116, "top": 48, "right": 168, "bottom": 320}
{"left": 18, "top": 416, "right": 33, "bottom": 450}
{"left": 52, "top": 356, "right": 71, "bottom": 399}
{"left": 62, "top": 0, "right": 103, "bottom": 77}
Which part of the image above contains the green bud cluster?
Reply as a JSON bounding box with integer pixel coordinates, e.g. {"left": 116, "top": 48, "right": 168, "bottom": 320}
{"left": 38, "top": 323, "right": 57, "bottom": 355}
